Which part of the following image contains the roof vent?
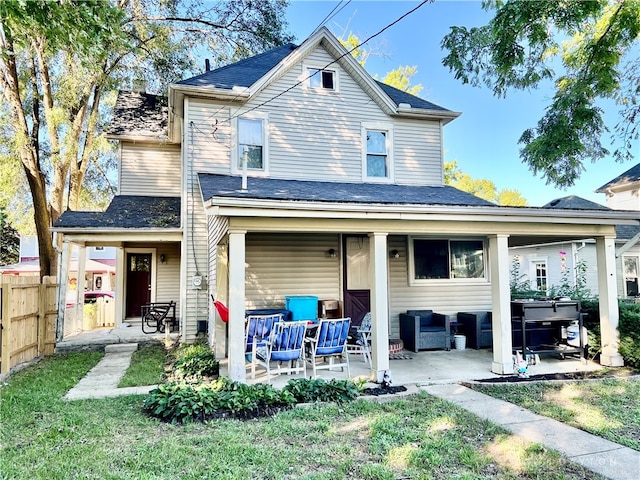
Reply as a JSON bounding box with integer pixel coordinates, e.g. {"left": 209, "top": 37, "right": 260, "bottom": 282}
{"left": 205, "top": 59, "right": 210, "bottom": 72}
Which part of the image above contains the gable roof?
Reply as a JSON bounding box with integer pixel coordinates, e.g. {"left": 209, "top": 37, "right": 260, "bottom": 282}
{"left": 542, "top": 195, "right": 609, "bottom": 210}
{"left": 596, "top": 163, "right": 640, "bottom": 192}
{"left": 107, "top": 91, "right": 168, "bottom": 140}
{"left": 53, "top": 196, "right": 180, "bottom": 230}
{"left": 198, "top": 173, "right": 494, "bottom": 207}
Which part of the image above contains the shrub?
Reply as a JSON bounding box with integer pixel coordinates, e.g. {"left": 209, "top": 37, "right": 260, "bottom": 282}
{"left": 143, "top": 378, "right": 296, "bottom": 423}
{"left": 283, "top": 378, "right": 360, "bottom": 403}
{"left": 169, "top": 342, "right": 219, "bottom": 380}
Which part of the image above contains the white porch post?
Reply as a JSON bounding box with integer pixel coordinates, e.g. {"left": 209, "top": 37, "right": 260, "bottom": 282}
{"left": 369, "top": 232, "right": 390, "bottom": 382}
{"left": 56, "top": 240, "right": 71, "bottom": 341}
{"left": 596, "top": 236, "right": 624, "bottom": 366}
{"left": 76, "top": 244, "right": 87, "bottom": 328}
{"left": 114, "top": 246, "right": 124, "bottom": 327}
{"left": 489, "top": 234, "right": 514, "bottom": 374}
{"left": 228, "top": 229, "right": 247, "bottom": 383}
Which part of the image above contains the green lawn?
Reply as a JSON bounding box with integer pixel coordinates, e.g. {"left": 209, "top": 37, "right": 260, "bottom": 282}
{"left": 470, "top": 373, "right": 640, "bottom": 451}
{"left": 118, "top": 342, "right": 168, "bottom": 387}
{"left": 0, "top": 352, "right": 606, "bottom": 480}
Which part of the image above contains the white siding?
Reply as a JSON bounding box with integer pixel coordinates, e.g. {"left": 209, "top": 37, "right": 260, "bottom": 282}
{"left": 156, "top": 242, "right": 181, "bottom": 309}
{"left": 605, "top": 188, "right": 640, "bottom": 210}
{"left": 388, "top": 236, "right": 492, "bottom": 339}
{"left": 186, "top": 45, "right": 443, "bottom": 186}
{"left": 245, "top": 233, "right": 341, "bottom": 309}
{"left": 120, "top": 142, "right": 181, "bottom": 196}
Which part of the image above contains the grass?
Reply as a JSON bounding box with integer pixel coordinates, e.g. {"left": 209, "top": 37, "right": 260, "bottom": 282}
{"left": 118, "top": 342, "right": 168, "bottom": 388}
{"left": 0, "top": 352, "right": 606, "bottom": 480}
{"left": 470, "top": 372, "right": 640, "bottom": 451}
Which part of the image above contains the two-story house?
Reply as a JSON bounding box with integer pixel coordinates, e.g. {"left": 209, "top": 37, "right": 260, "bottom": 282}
{"left": 52, "top": 28, "right": 637, "bottom": 382}
{"left": 510, "top": 164, "right": 640, "bottom": 299}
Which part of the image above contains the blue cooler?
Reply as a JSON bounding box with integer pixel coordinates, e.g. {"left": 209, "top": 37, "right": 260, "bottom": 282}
{"left": 284, "top": 295, "right": 318, "bottom": 321}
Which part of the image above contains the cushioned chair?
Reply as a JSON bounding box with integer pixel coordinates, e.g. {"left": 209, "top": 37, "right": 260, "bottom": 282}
{"left": 399, "top": 310, "right": 450, "bottom": 352}
{"left": 254, "top": 321, "right": 307, "bottom": 384}
{"left": 245, "top": 313, "right": 283, "bottom": 378}
{"left": 457, "top": 311, "right": 493, "bottom": 349}
{"left": 305, "top": 318, "right": 351, "bottom": 378}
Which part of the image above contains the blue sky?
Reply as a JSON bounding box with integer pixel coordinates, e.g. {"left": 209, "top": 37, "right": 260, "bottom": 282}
{"left": 285, "top": 0, "right": 637, "bottom": 206}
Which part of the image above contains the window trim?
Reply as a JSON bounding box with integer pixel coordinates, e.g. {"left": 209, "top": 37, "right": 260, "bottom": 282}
{"left": 361, "top": 122, "right": 394, "bottom": 183}
{"left": 303, "top": 62, "right": 339, "bottom": 92}
{"left": 231, "top": 112, "right": 269, "bottom": 176}
{"left": 623, "top": 254, "right": 639, "bottom": 297}
{"left": 408, "top": 236, "right": 488, "bottom": 286}
{"left": 529, "top": 258, "right": 549, "bottom": 293}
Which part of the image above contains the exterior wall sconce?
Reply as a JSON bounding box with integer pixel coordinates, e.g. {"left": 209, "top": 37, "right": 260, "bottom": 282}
{"left": 160, "top": 254, "right": 166, "bottom": 263}
{"left": 327, "top": 248, "right": 337, "bottom": 258}
{"left": 390, "top": 249, "right": 400, "bottom": 258}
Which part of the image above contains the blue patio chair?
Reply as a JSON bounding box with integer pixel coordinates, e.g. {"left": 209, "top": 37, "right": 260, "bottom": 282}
{"left": 245, "top": 313, "right": 283, "bottom": 378}
{"left": 305, "top": 317, "right": 351, "bottom": 379}
{"left": 346, "top": 312, "right": 372, "bottom": 366}
{"left": 254, "top": 321, "right": 307, "bottom": 383}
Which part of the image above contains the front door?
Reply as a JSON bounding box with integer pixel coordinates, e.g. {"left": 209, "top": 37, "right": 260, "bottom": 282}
{"left": 126, "top": 253, "right": 152, "bottom": 317}
{"left": 343, "top": 236, "right": 370, "bottom": 326}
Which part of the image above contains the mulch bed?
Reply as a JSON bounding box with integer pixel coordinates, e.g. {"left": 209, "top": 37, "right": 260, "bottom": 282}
{"left": 474, "top": 369, "right": 640, "bottom": 383}
{"left": 361, "top": 385, "right": 408, "bottom": 396}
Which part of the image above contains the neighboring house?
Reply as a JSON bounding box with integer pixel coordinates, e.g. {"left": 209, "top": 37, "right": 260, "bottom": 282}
{"left": 52, "top": 28, "right": 638, "bottom": 382}
{"left": 510, "top": 165, "right": 640, "bottom": 299}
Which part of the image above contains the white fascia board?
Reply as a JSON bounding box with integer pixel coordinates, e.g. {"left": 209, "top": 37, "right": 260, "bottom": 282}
{"left": 50, "top": 229, "right": 182, "bottom": 240}
{"left": 204, "top": 197, "right": 640, "bottom": 225}
{"left": 394, "top": 108, "right": 462, "bottom": 125}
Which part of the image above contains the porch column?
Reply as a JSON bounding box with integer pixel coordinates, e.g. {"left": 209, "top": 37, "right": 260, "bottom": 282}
{"left": 76, "top": 244, "right": 87, "bottom": 328}
{"left": 228, "top": 229, "right": 247, "bottom": 382}
{"left": 56, "top": 240, "right": 71, "bottom": 341}
{"left": 596, "top": 236, "right": 624, "bottom": 366}
{"left": 369, "top": 232, "right": 390, "bottom": 382}
{"left": 489, "top": 234, "right": 513, "bottom": 374}
{"left": 114, "top": 246, "right": 124, "bottom": 327}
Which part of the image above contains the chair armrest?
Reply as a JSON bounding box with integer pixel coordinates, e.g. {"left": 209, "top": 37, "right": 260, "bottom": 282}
{"left": 432, "top": 313, "right": 451, "bottom": 334}
{"left": 399, "top": 313, "right": 420, "bottom": 352}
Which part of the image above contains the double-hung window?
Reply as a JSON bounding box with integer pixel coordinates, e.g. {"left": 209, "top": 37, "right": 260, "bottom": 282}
{"left": 237, "top": 116, "right": 266, "bottom": 171}
{"left": 533, "top": 261, "right": 548, "bottom": 292}
{"left": 624, "top": 256, "right": 639, "bottom": 296}
{"left": 410, "top": 238, "right": 486, "bottom": 283}
{"left": 362, "top": 123, "right": 393, "bottom": 182}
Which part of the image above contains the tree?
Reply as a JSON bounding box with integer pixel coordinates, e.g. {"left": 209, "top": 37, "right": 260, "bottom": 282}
{"left": 0, "top": 0, "right": 292, "bottom": 278}
{"left": 441, "top": 0, "right": 640, "bottom": 188}
{"left": 0, "top": 206, "right": 19, "bottom": 265}
{"left": 444, "top": 161, "right": 528, "bottom": 206}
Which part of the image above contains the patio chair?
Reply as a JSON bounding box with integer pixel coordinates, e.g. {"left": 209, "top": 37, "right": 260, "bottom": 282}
{"left": 346, "top": 312, "right": 372, "bottom": 366}
{"left": 245, "top": 313, "right": 283, "bottom": 378}
{"left": 141, "top": 301, "right": 176, "bottom": 334}
{"left": 457, "top": 311, "right": 493, "bottom": 349}
{"left": 254, "top": 321, "right": 307, "bottom": 384}
{"left": 305, "top": 317, "right": 351, "bottom": 379}
{"left": 399, "top": 310, "right": 450, "bottom": 352}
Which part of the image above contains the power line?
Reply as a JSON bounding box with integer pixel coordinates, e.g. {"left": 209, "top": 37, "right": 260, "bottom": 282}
{"left": 227, "top": 0, "right": 430, "bottom": 121}
{"left": 311, "top": 0, "right": 352, "bottom": 35}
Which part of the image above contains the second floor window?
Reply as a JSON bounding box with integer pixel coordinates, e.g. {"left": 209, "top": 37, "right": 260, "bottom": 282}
{"left": 238, "top": 118, "right": 264, "bottom": 170}
{"left": 366, "top": 130, "right": 388, "bottom": 178}
{"left": 308, "top": 68, "right": 335, "bottom": 90}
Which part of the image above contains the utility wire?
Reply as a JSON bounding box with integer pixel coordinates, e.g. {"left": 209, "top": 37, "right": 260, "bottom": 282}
{"left": 311, "top": 0, "right": 352, "bottom": 35}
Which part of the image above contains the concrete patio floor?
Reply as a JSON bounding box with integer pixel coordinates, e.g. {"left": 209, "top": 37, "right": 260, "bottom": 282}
{"left": 56, "top": 325, "right": 604, "bottom": 388}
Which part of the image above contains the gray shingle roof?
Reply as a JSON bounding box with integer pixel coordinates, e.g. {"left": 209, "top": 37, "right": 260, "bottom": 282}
{"left": 176, "top": 44, "right": 298, "bottom": 89}
{"left": 375, "top": 81, "right": 449, "bottom": 111}
{"left": 542, "top": 195, "right": 609, "bottom": 210}
{"left": 53, "top": 196, "right": 180, "bottom": 229}
{"left": 198, "top": 174, "right": 494, "bottom": 207}
{"left": 107, "top": 91, "right": 168, "bottom": 138}
{"left": 596, "top": 163, "right": 640, "bottom": 192}
{"left": 616, "top": 224, "right": 640, "bottom": 240}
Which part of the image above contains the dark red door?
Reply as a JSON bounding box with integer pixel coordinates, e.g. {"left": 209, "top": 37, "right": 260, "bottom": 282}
{"left": 126, "top": 253, "right": 151, "bottom": 317}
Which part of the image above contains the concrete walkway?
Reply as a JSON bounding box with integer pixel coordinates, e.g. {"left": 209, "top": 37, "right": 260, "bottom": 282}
{"left": 63, "top": 345, "right": 639, "bottom": 480}
{"left": 64, "top": 343, "right": 156, "bottom": 400}
{"left": 422, "top": 383, "right": 640, "bottom": 480}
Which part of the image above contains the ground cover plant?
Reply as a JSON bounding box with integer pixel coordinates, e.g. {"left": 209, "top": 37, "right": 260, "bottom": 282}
{"left": 471, "top": 373, "right": 640, "bottom": 451}
{"left": 0, "top": 352, "right": 607, "bottom": 479}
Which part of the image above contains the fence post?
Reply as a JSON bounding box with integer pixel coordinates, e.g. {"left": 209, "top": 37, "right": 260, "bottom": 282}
{"left": 38, "top": 281, "right": 47, "bottom": 356}
{"left": 1, "top": 283, "right": 10, "bottom": 374}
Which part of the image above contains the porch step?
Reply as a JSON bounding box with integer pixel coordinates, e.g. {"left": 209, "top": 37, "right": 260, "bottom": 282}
{"left": 104, "top": 343, "right": 138, "bottom": 353}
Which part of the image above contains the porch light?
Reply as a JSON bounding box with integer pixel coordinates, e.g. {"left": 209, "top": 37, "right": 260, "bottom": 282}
{"left": 327, "top": 248, "right": 337, "bottom": 258}
{"left": 390, "top": 249, "right": 400, "bottom": 259}
{"left": 160, "top": 254, "right": 166, "bottom": 263}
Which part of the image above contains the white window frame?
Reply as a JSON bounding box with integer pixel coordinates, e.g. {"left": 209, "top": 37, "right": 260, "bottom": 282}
{"left": 361, "top": 122, "right": 394, "bottom": 183}
{"left": 408, "top": 236, "right": 488, "bottom": 286}
{"left": 529, "top": 259, "right": 548, "bottom": 292}
{"left": 231, "top": 112, "right": 269, "bottom": 176}
{"left": 623, "top": 255, "right": 639, "bottom": 297}
{"left": 303, "top": 62, "right": 339, "bottom": 92}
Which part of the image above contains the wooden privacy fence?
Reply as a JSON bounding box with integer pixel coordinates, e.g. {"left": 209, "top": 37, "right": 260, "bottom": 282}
{"left": 1, "top": 276, "right": 57, "bottom": 374}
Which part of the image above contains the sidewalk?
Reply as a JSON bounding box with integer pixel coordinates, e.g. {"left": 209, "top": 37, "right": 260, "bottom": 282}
{"left": 63, "top": 346, "right": 639, "bottom": 480}
{"left": 422, "top": 383, "right": 640, "bottom": 480}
